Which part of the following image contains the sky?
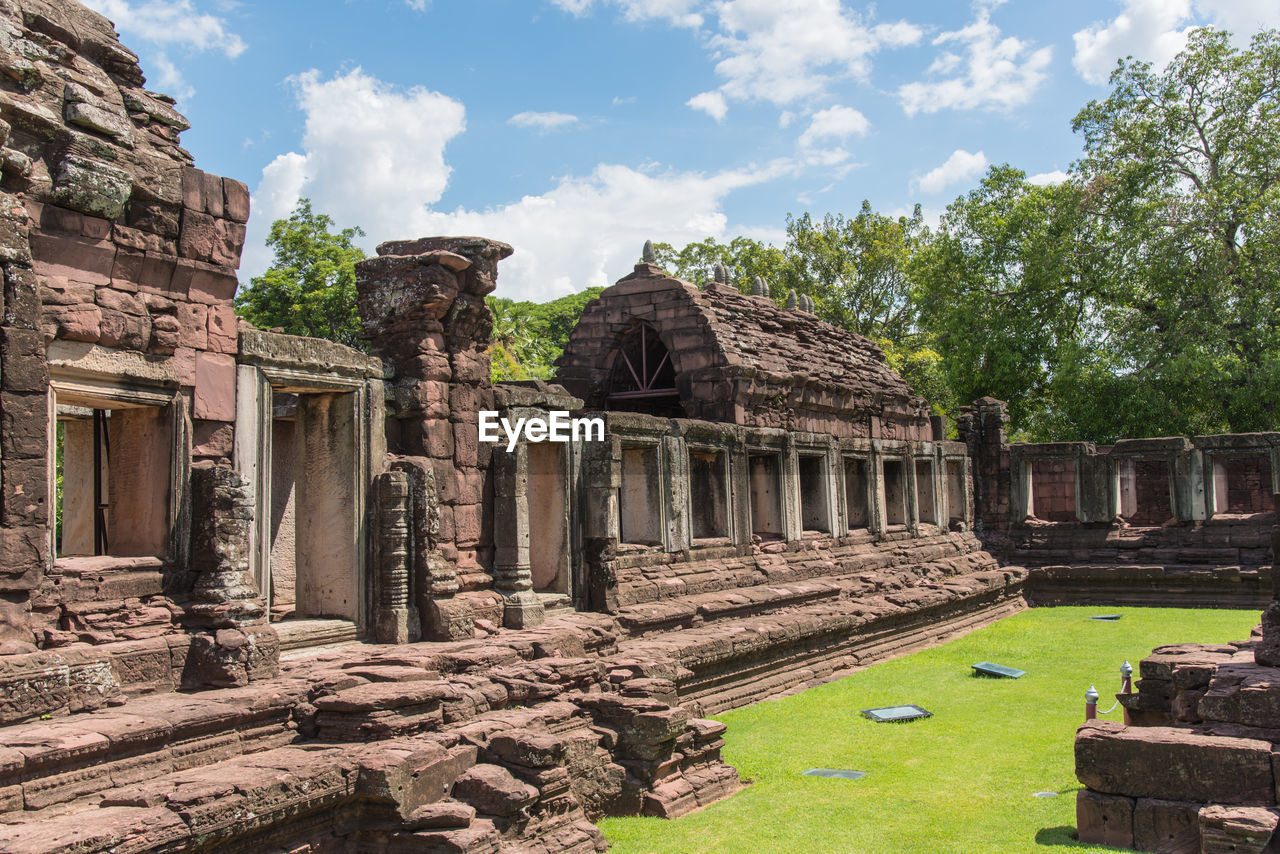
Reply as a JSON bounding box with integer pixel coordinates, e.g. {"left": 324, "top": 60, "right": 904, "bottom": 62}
{"left": 80, "top": 0, "right": 1280, "bottom": 303}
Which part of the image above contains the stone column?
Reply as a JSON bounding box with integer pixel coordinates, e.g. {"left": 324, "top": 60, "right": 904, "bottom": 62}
{"left": 373, "top": 470, "right": 417, "bottom": 643}
{"left": 183, "top": 463, "right": 278, "bottom": 687}
{"left": 492, "top": 443, "right": 544, "bottom": 629}
{"left": 580, "top": 434, "right": 620, "bottom": 613}
{"left": 957, "top": 397, "right": 1010, "bottom": 533}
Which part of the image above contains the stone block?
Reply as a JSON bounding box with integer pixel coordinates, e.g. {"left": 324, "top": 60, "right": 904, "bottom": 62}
{"left": 0, "top": 329, "right": 46, "bottom": 392}
{"left": 206, "top": 304, "right": 237, "bottom": 354}
{"left": 149, "top": 314, "right": 181, "bottom": 354}
{"left": 178, "top": 209, "right": 216, "bottom": 262}
{"left": 1075, "top": 721, "right": 1275, "bottom": 805}
{"left": 212, "top": 219, "right": 245, "bottom": 268}
{"left": 223, "top": 178, "right": 250, "bottom": 223}
{"left": 1133, "top": 798, "right": 1201, "bottom": 853}
{"left": 192, "top": 421, "right": 234, "bottom": 459}
{"left": 451, "top": 763, "right": 538, "bottom": 816}
{"left": 201, "top": 172, "right": 224, "bottom": 218}
{"left": 182, "top": 166, "right": 205, "bottom": 211}
{"left": 29, "top": 231, "right": 116, "bottom": 286}
{"left": 97, "top": 308, "right": 150, "bottom": 350}
{"left": 1, "top": 392, "right": 49, "bottom": 460}
{"left": 188, "top": 264, "right": 237, "bottom": 305}
{"left": 1199, "top": 805, "right": 1280, "bottom": 854}
{"left": 44, "top": 303, "right": 102, "bottom": 343}
{"left": 194, "top": 352, "right": 236, "bottom": 420}
{"left": 1077, "top": 790, "right": 1134, "bottom": 849}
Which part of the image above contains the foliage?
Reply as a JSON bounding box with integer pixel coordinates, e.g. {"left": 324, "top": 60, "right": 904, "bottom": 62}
{"left": 234, "top": 199, "right": 366, "bottom": 349}
{"left": 650, "top": 236, "right": 788, "bottom": 294}
{"left": 602, "top": 606, "right": 1256, "bottom": 853}
{"left": 785, "top": 202, "right": 927, "bottom": 340}
{"left": 1067, "top": 27, "right": 1280, "bottom": 438}
{"left": 487, "top": 287, "right": 605, "bottom": 382}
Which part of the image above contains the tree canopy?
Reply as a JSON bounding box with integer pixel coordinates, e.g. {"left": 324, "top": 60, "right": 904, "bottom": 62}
{"left": 234, "top": 198, "right": 366, "bottom": 349}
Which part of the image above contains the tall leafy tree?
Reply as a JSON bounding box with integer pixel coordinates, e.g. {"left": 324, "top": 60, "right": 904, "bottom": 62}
{"left": 784, "top": 202, "right": 927, "bottom": 341}
{"left": 234, "top": 198, "right": 366, "bottom": 349}
{"left": 1070, "top": 27, "right": 1280, "bottom": 436}
{"left": 912, "top": 166, "right": 1109, "bottom": 436}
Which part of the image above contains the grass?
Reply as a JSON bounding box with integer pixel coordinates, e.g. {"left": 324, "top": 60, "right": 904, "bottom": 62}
{"left": 600, "top": 606, "right": 1258, "bottom": 854}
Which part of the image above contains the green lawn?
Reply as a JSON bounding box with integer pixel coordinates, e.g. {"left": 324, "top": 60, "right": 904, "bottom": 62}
{"left": 601, "top": 606, "right": 1258, "bottom": 854}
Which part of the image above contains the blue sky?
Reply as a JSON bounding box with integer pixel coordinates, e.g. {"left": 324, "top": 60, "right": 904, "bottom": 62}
{"left": 82, "top": 0, "right": 1280, "bottom": 302}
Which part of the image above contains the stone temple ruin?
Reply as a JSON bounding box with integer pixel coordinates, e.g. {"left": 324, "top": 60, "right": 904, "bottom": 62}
{"left": 0, "top": 2, "right": 1272, "bottom": 852}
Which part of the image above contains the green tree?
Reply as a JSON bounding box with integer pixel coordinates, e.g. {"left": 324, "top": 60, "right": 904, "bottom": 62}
{"left": 486, "top": 286, "right": 605, "bottom": 382}
{"left": 651, "top": 236, "right": 788, "bottom": 293}
{"left": 784, "top": 202, "right": 927, "bottom": 340}
{"left": 234, "top": 198, "right": 366, "bottom": 349}
{"left": 912, "top": 166, "right": 1109, "bottom": 437}
{"left": 1069, "top": 27, "right": 1280, "bottom": 437}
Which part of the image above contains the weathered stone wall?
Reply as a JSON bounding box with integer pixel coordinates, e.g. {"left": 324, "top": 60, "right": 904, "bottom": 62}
{"left": 1073, "top": 497, "right": 1280, "bottom": 853}
{"left": 0, "top": 0, "right": 254, "bottom": 651}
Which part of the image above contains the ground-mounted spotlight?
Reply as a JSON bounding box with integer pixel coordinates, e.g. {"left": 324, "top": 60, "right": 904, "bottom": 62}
{"left": 971, "top": 661, "right": 1026, "bottom": 678}
{"left": 861, "top": 704, "right": 932, "bottom": 722}
{"left": 802, "top": 769, "right": 866, "bottom": 780}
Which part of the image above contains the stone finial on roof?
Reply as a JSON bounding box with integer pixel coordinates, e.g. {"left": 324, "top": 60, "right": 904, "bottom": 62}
{"left": 713, "top": 263, "right": 728, "bottom": 285}
{"left": 641, "top": 240, "right": 657, "bottom": 264}
{"left": 786, "top": 289, "right": 798, "bottom": 310}
{"left": 752, "top": 276, "right": 768, "bottom": 296}
{"left": 799, "top": 294, "right": 814, "bottom": 313}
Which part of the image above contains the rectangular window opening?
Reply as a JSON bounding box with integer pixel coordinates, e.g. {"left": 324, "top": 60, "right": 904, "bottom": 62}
{"left": 1029, "top": 458, "right": 1077, "bottom": 522}
{"left": 620, "top": 445, "right": 663, "bottom": 546}
{"left": 1211, "top": 453, "right": 1274, "bottom": 515}
{"left": 55, "top": 403, "right": 171, "bottom": 561}
{"left": 915, "top": 460, "right": 937, "bottom": 526}
{"left": 945, "top": 459, "right": 965, "bottom": 526}
{"left": 689, "top": 449, "right": 729, "bottom": 541}
{"left": 748, "top": 452, "right": 784, "bottom": 539}
{"left": 845, "top": 457, "right": 870, "bottom": 531}
{"left": 528, "top": 442, "right": 570, "bottom": 593}
{"left": 883, "top": 459, "right": 908, "bottom": 528}
{"left": 798, "top": 454, "right": 831, "bottom": 534}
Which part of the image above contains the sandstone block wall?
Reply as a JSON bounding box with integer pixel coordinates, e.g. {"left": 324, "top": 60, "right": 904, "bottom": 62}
{"left": 0, "top": 0, "right": 258, "bottom": 651}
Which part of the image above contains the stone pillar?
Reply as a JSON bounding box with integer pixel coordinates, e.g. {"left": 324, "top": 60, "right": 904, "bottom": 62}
{"left": 1009, "top": 454, "right": 1032, "bottom": 523}
{"left": 580, "top": 434, "right": 620, "bottom": 613}
{"left": 868, "top": 442, "right": 886, "bottom": 534}
{"left": 1172, "top": 447, "right": 1206, "bottom": 522}
{"left": 183, "top": 463, "right": 278, "bottom": 687}
{"left": 373, "top": 470, "right": 417, "bottom": 643}
{"left": 957, "top": 397, "right": 1010, "bottom": 533}
{"left": 492, "top": 444, "right": 544, "bottom": 629}
{"left": 1075, "top": 446, "right": 1110, "bottom": 523}
{"left": 728, "top": 443, "right": 751, "bottom": 546}
{"left": 663, "top": 434, "right": 690, "bottom": 553}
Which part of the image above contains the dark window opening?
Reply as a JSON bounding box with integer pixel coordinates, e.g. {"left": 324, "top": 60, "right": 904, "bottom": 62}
{"left": 799, "top": 455, "right": 831, "bottom": 533}
{"left": 1211, "top": 453, "right": 1273, "bottom": 515}
{"left": 620, "top": 445, "right": 663, "bottom": 545}
{"left": 1029, "top": 458, "right": 1076, "bottom": 522}
{"left": 883, "top": 460, "right": 908, "bottom": 527}
{"left": 748, "top": 453, "right": 784, "bottom": 538}
{"left": 915, "top": 460, "right": 937, "bottom": 525}
{"left": 605, "top": 322, "right": 682, "bottom": 416}
{"left": 689, "top": 450, "right": 729, "bottom": 541}
{"left": 946, "top": 460, "right": 965, "bottom": 526}
{"left": 845, "top": 458, "right": 869, "bottom": 530}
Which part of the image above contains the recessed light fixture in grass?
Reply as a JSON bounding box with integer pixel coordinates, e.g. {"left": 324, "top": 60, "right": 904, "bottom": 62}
{"left": 1033, "top": 791, "right": 1059, "bottom": 798}
{"left": 972, "top": 662, "right": 1026, "bottom": 678}
{"left": 802, "top": 769, "right": 866, "bottom": 781}
{"left": 861, "top": 704, "right": 932, "bottom": 722}
{"left": 1089, "top": 614, "right": 1123, "bottom": 621}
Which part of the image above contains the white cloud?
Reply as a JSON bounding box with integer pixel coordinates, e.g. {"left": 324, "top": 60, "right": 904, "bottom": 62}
{"left": 707, "top": 0, "right": 923, "bottom": 107}
{"left": 548, "top": 0, "right": 704, "bottom": 27}
{"left": 897, "top": 5, "right": 1051, "bottom": 116}
{"left": 798, "top": 104, "right": 870, "bottom": 148}
{"left": 912, "top": 149, "right": 988, "bottom": 194}
{"left": 508, "top": 111, "right": 580, "bottom": 131}
{"left": 778, "top": 110, "right": 795, "bottom": 129}
{"left": 81, "top": 0, "right": 245, "bottom": 101}
{"left": 1073, "top": 0, "right": 1193, "bottom": 85}
{"left": 1027, "top": 169, "right": 1069, "bottom": 186}
{"left": 247, "top": 68, "right": 789, "bottom": 302}
{"left": 1072, "top": 0, "right": 1280, "bottom": 85}
{"left": 405, "top": 0, "right": 428, "bottom": 9}
{"left": 83, "top": 0, "right": 245, "bottom": 55}
{"left": 686, "top": 90, "right": 728, "bottom": 121}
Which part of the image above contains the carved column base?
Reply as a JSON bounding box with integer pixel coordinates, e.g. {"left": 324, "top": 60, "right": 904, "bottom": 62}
{"left": 502, "top": 589, "right": 545, "bottom": 629}
{"left": 423, "top": 597, "right": 475, "bottom": 641}
{"left": 375, "top": 606, "right": 419, "bottom": 645}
